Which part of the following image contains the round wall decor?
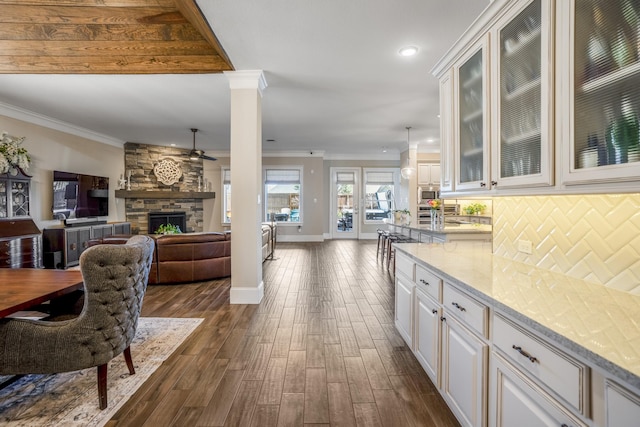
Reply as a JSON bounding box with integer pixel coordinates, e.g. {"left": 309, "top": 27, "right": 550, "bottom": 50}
{"left": 153, "top": 158, "right": 183, "bottom": 185}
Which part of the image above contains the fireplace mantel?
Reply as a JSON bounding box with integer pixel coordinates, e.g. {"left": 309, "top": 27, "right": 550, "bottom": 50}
{"left": 115, "top": 190, "right": 215, "bottom": 199}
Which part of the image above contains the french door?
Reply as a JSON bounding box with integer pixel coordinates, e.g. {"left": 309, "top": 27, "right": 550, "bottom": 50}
{"left": 331, "top": 167, "right": 360, "bottom": 239}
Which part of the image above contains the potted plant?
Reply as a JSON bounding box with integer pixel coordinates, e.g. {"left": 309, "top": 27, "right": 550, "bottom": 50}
{"left": 155, "top": 223, "right": 182, "bottom": 235}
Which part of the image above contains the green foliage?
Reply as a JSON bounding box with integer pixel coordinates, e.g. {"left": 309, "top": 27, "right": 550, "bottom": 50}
{"left": 155, "top": 223, "right": 182, "bottom": 235}
{"left": 464, "top": 203, "right": 486, "bottom": 215}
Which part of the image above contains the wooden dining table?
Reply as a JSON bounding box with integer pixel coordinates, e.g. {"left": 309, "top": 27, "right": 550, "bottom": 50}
{"left": 0, "top": 269, "right": 84, "bottom": 318}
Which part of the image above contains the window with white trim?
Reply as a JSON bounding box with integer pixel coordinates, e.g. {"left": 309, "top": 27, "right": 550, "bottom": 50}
{"left": 363, "top": 168, "right": 397, "bottom": 223}
{"left": 264, "top": 167, "right": 302, "bottom": 223}
{"left": 222, "top": 168, "right": 231, "bottom": 223}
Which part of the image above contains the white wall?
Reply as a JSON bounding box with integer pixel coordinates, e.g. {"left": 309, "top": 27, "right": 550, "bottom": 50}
{"left": 0, "top": 115, "right": 125, "bottom": 231}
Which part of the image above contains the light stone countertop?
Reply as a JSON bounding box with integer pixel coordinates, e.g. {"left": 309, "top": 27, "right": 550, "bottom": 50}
{"left": 394, "top": 241, "right": 640, "bottom": 390}
{"left": 384, "top": 219, "right": 492, "bottom": 235}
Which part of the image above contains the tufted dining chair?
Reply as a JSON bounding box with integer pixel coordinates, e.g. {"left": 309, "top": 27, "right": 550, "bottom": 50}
{"left": 0, "top": 235, "right": 155, "bottom": 409}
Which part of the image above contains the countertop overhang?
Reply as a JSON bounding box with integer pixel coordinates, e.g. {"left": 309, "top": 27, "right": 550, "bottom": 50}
{"left": 395, "top": 241, "right": 640, "bottom": 390}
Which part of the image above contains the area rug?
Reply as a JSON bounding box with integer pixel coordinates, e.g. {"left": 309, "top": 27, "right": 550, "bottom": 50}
{"left": 0, "top": 317, "right": 203, "bottom": 427}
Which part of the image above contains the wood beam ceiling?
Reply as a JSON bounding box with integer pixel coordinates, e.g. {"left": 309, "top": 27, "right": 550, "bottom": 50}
{"left": 0, "top": 0, "right": 234, "bottom": 74}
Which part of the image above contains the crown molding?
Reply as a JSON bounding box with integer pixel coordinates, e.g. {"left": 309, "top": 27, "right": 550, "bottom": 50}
{"left": 0, "top": 101, "right": 124, "bottom": 147}
{"left": 224, "top": 70, "right": 268, "bottom": 96}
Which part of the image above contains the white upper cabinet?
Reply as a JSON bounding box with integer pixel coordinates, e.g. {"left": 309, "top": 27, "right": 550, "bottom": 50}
{"left": 559, "top": 0, "right": 640, "bottom": 185}
{"left": 454, "top": 35, "right": 492, "bottom": 192}
{"left": 433, "top": 0, "right": 640, "bottom": 195}
{"left": 439, "top": 70, "right": 455, "bottom": 192}
{"left": 418, "top": 163, "right": 441, "bottom": 186}
{"left": 492, "top": 0, "right": 555, "bottom": 188}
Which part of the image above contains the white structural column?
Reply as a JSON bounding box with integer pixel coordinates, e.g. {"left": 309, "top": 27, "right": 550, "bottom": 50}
{"left": 224, "top": 70, "right": 268, "bottom": 304}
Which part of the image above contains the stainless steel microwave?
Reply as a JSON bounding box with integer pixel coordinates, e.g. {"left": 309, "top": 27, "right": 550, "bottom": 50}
{"left": 418, "top": 188, "right": 439, "bottom": 204}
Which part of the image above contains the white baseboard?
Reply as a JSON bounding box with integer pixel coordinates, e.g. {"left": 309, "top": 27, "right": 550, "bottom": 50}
{"left": 276, "top": 234, "right": 324, "bottom": 242}
{"left": 230, "top": 281, "right": 264, "bottom": 304}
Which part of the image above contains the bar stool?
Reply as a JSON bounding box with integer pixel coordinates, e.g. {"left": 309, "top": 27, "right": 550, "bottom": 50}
{"left": 386, "top": 234, "right": 416, "bottom": 275}
{"left": 376, "top": 229, "right": 385, "bottom": 259}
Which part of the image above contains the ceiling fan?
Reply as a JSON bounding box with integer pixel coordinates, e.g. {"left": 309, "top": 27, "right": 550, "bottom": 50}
{"left": 189, "top": 128, "right": 217, "bottom": 161}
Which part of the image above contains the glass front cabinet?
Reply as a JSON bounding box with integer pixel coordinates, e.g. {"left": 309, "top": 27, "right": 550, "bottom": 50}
{"left": 492, "top": 0, "right": 554, "bottom": 188}
{"left": 436, "top": 0, "right": 640, "bottom": 195}
{"left": 454, "top": 36, "right": 491, "bottom": 192}
{"left": 561, "top": 0, "right": 640, "bottom": 185}
{"left": 0, "top": 168, "right": 31, "bottom": 219}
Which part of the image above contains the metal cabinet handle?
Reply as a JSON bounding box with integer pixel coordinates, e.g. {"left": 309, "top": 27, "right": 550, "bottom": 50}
{"left": 432, "top": 309, "right": 438, "bottom": 314}
{"left": 440, "top": 316, "right": 446, "bottom": 322}
{"left": 491, "top": 181, "right": 498, "bottom": 186}
{"left": 451, "top": 302, "right": 466, "bottom": 312}
{"left": 420, "top": 278, "right": 430, "bottom": 286}
{"left": 512, "top": 345, "right": 538, "bottom": 363}
{"left": 480, "top": 182, "right": 486, "bottom": 187}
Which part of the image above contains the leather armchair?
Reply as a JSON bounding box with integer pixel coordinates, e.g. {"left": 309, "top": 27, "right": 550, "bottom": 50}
{"left": 0, "top": 235, "right": 155, "bottom": 409}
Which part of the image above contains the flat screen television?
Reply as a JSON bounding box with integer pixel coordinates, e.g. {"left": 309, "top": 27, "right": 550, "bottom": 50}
{"left": 52, "top": 170, "right": 109, "bottom": 225}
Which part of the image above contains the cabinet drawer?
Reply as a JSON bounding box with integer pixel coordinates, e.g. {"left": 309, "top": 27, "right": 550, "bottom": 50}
{"left": 443, "top": 282, "right": 488, "bottom": 338}
{"left": 415, "top": 264, "right": 442, "bottom": 303}
{"left": 493, "top": 314, "right": 588, "bottom": 414}
{"left": 395, "top": 252, "right": 414, "bottom": 281}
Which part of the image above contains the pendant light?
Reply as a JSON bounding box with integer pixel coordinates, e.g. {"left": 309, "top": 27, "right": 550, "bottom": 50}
{"left": 400, "top": 126, "right": 415, "bottom": 180}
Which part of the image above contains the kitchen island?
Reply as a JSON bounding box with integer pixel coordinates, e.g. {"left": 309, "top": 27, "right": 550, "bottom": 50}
{"left": 393, "top": 240, "right": 640, "bottom": 426}
{"left": 384, "top": 218, "right": 492, "bottom": 243}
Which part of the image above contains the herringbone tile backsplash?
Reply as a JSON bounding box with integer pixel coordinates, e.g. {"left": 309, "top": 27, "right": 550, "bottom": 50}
{"left": 493, "top": 194, "right": 640, "bottom": 294}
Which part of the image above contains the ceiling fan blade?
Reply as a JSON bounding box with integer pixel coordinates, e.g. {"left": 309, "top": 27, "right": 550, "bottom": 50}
{"left": 201, "top": 154, "right": 217, "bottom": 161}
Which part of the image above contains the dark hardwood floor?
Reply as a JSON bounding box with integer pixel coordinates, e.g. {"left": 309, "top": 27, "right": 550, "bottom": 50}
{"left": 107, "top": 240, "right": 459, "bottom": 427}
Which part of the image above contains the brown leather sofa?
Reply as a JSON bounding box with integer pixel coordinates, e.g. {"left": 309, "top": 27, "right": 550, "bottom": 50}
{"left": 88, "top": 224, "right": 275, "bottom": 285}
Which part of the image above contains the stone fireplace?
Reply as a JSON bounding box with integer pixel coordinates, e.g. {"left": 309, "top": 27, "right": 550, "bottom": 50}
{"left": 116, "top": 142, "right": 215, "bottom": 234}
{"left": 148, "top": 211, "right": 187, "bottom": 234}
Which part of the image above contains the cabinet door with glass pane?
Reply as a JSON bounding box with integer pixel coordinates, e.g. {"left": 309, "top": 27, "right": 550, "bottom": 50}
{"left": 561, "top": 0, "right": 640, "bottom": 184}
{"left": 493, "top": 0, "right": 554, "bottom": 188}
{"left": 454, "top": 35, "right": 491, "bottom": 191}
{"left": 0, "top": 170, "right": 31, "bottom": 219}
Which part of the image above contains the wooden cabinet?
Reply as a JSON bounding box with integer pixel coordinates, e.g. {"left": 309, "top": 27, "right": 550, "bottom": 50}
{"left": 418, "top": 163, "right": 441, "bottom": 186}
{"left": 0, "top": 167, "right": 31, "bottom": 219}
{"left": 440, "top": 283, "right": 490, "bottom": 427}
{"left": 395, "top": 258, "right": 490, "bottom": 427}
{"left": 0, "top": 218, "right": 41, "bottom": 268}
{"left": 439, "top": 70, "right": 455, "bottom": 192}
{"left": 113, "top": 222, "right": 131, "bottom": 235}
{"left": 454, "top": 35, "right": 491, "bottom": 192}
{"left": 434, "top": 0, "right": 640, "bottom": 195}
{"left": 415, "top": 287, "right": 441, "bottom": 386}
{"left": 43, "top": 222, "right": 130, "bottom": 269}
{"left": 605, "top": 381, "right": 640, "bottom": 427}
{"left": 395, "top": 266, "right": 415, "bottom": 347}
{"left": 491, "top": 352, "right": 587, "bottom": 427}
{"left": 492, "top": 0, "right": 555, "bottom": 189}
{"left": 559, "top": 0, "right": 640, "bottom": 186}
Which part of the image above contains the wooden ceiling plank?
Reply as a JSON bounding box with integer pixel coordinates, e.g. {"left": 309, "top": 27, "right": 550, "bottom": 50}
{"left": 0, "top": 55, "right": 233, "bottom": 74}
{"left": 0, "top": 5, "right": 183, "bottom": 25}
{"left": 0, "top": 23, "right": 205, "bottom": 41}
{"left": 0, "top": 1, "right": 176, "bottom": 6}
{"left": 174, "top": 0, "right": 234, "bottom": 70}
{"left": 0, "top": 40, "right": 216, "bottom": 56}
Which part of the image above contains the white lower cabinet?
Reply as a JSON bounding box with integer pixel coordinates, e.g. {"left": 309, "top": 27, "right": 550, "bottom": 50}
{"left": 394, "top": 250, "right": 640, "bottom": 427}
{"left": 395, "top": 271, "right": 415, "bottom": 348}
{"left": 605, "top": 380, "right": 640, "bottom": 427}
{"left": 491, "top": 352, "right": 587, "bottom": 427}
{"left": 415, "top": 288, "right": 441, "bottom": 386}
{"left": 441, "top": 314, "right": 489, "bottom": 427}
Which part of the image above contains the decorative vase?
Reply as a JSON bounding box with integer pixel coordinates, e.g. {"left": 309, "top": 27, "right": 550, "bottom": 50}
{"left": 430, "top": 210, "right": 443, "bottom": 229}
{"left": 394, "top": 211, "right": 402, "bottom": 222}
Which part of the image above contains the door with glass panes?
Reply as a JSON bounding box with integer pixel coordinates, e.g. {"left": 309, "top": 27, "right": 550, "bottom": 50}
{"left": 331, "top": 168, "right": 359, "bottom": 239}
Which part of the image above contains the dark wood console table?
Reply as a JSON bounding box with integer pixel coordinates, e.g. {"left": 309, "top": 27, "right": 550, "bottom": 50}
{"left": 0, "top": 218, "right": 42, "bottom": 268}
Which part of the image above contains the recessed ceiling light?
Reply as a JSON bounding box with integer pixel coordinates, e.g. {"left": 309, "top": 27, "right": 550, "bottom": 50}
{"left": 399, "top": 46, "right": 419, "bottom": 57}
{"left": 170, "top": 143, "right": 177, "bottom": 147}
